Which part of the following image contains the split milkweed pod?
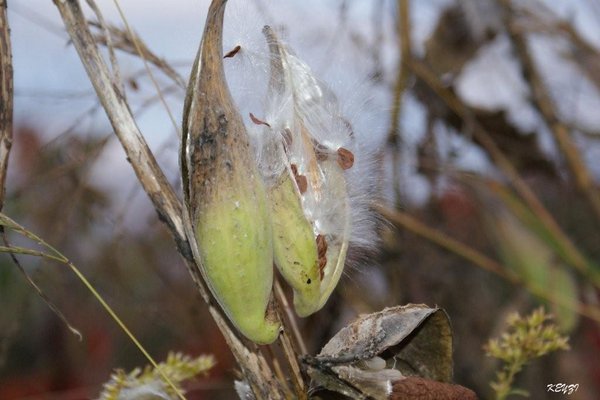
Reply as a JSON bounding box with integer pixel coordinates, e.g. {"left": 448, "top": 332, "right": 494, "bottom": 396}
{"left": 181, "top": 0, "right": 280, "bottom": 344}
{"left": 255, "top": 26, "right": 354, "bottom": 316}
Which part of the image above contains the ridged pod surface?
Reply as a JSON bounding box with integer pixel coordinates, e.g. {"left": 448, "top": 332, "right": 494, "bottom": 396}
{"left": 181, "top": 0, "right": 280, "bottom": 344}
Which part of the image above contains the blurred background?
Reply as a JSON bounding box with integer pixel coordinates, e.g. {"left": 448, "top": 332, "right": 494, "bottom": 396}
{"left": 1, "top": 0, "right": 600, "bottom": 398}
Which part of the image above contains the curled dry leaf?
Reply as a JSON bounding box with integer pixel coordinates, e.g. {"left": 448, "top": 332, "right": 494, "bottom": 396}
{"left": 307, "top": 304, "right": 462, "bottom": 400}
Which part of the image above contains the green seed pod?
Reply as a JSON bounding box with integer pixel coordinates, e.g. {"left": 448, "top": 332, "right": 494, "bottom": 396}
{"left": 269, "top": 169, "right": 321, "bottom": 317}
{"left": 181, "top": 0, "right": 280, "bottom": 344}
{"left": 260, "top": 27, "right": 352, "bottom": 317}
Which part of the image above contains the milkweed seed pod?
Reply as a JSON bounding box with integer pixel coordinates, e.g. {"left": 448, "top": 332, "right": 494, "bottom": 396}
{"left": 181, "top": 0, "right": 280, "bottom": 344}
{"left": 250, "top": 26, "right": 355, "bottom": 316}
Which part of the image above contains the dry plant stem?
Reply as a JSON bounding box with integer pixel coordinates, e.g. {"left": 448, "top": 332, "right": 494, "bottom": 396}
{"left": 210, "top": 307, "right": 286, "bottom": 400}
{"left": 53, "top": 1, "right": 286, "bottom": 397}
{"left": 275, "top": 279, "right": 308, "bottom": 355}
{"left": 264, "top": 345, "right": 291, "bottom": 399}
{"left": 388, "top": 0, "right": 411, "bottom": 202}
{"left": 499, "top": 0, "right": 600, "bottom": 223}
{"left": 0, "top": 0, "right": 12, "bottom": 209}
{"left": 272, "top": 281, "right": 306, "bottom": 399}
{"left": 85, "top": 0, "right": 124, "bottom": 96}
{"left": 277, "top": 325, "right": 307, "bottom": 400}
{"left": 377, "top": 205, "right": 600, "bottom": 324}
{"left": 407, "top": 58, "right": 600, "bottom": 288}
{"left": 273, "top": 282, "right": 308, "bottom": 399}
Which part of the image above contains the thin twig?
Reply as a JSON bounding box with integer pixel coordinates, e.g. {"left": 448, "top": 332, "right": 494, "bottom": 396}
{"left": 0, "top": 241, "right": 83, "bottom": 340}
{"left": 264, "top": 345, "right": 293, "bottom": 399}
{"left": 86, "top": 0, "right": 124, "bottom": 96}
{"left": 273, "top": 281, "right": 308, "bottom": 399}
{"left": 89, "top": 21, "right": 186, "bottom": 89}
{"left": 277, "top": 328, "right": 307, "bottom": 400}
{"left": 274, "top": 279, "right": 308, "bottom": 355}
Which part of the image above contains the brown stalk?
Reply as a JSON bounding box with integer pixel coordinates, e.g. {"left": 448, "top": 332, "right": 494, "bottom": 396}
{"left": 52, "top": 0, "right": 287, "bottom": 398}
{"left": 387, "top": 0, "right": 412, "bottom": 202}
{"left": 0, "top": 0, "right": 12, "bottom": 208}
{"left": 498, "top": 0, "right": 600, "bottom": 223}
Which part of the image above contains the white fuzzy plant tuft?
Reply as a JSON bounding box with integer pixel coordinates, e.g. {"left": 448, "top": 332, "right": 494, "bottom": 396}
{"left": 218, "top": 3, "right": 379, "bottom": 315}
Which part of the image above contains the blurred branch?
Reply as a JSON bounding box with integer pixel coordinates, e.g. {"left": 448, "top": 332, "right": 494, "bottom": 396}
{"left": 388, "top": 0, "right": 411, "bottom": 202}
{"left": 499, "top": 0, "right": 600, "bottom": 224}
{"left": 407, "top": 58, "right": 600, "bottom": 288}
{"left": 518, "top": 0, "right": 600, "bottom": 94}
{"left": 0, "top": 0, "right": 12, "bottom": 209}
{"left": 376, "top": 205, "right": 600, "bottom": 324}
{"left": 52, "top": 1, "right": 285, "bottom": 398}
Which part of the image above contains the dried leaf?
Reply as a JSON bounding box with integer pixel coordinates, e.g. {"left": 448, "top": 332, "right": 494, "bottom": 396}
{"left": 308, "top": 304, "right": 455, "bottom": 399}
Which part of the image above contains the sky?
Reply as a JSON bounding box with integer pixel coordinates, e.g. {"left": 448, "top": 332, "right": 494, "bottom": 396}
{"left": 6, "top": 0, "right": 600, "bottom": 218}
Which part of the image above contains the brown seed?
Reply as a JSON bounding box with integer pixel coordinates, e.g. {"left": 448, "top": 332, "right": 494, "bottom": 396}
{"left": 318, "top": 256, "right": 327, "bottom": 280}
{"left": 312, "top": 141, "right": 330, "bottom": 161}
{"left": 282, "top": 128, "right": 293, "bottom": 148}
{"left": 249, "top": 112, "right": 271, "bottom": 127}
{"left": 223, "top": 45, "right": 241, "bottom": 58}
{"left": 290, "top": 163, "right": 308, "bottom": 194}
{"left": 295, "top": 175, "right": 308, "bottom": 194}
{"left": 337, "top": 147, "right": 354, "bottom": 170}
{"left": 316, "top": 234, "right": 328, "bottom": 258}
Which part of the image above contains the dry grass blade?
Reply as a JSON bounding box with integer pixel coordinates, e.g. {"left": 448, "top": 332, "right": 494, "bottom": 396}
{"left": 0, "top": 0, "right": 81, "bottom": 346}
{"left": 0, "top": 243, "right": 83, "bottom": 341}
{"left": 0, "top": 212, "right": 186, "bottom": 399}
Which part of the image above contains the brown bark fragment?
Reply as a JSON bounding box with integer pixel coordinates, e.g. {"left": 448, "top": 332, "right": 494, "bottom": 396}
{"left": 391, "top": 377, "right": 477, "bottom": 400}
